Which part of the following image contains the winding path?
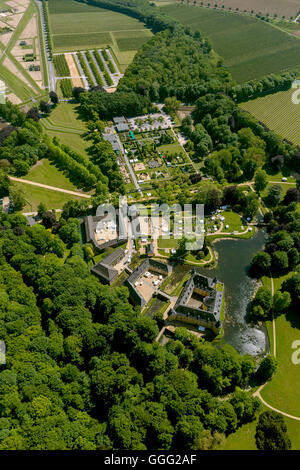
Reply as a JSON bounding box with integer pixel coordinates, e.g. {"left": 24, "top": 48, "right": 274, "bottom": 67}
{"left": 9, "top": 176, "right": 91, "bottom": 198}
{"left": 252, "top": 277, "right": 300, "bottom": 421}
{"left": 253, "top": 385, "right": 300, "bottom": 421}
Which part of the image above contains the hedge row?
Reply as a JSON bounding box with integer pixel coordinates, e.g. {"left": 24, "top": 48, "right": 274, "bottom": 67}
{"left": 78, "top": 52, "right": 93, "bottom": 87}
{"left": 42, "top": 0, "right": 53, "bottom": 60}
{"left": 93, "top": 50, "right": 113, "bottom": 86}
{"left": 85, "top": 50, "right": 104, "bottom": 87}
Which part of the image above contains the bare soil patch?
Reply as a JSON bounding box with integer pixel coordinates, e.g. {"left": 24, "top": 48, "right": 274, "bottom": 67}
{"left": 6, "top": 92, "right": 22, "bottom": 104}
{"left": 134, "top": 162, "right": 146, "bottom": 171}
{"left": 6, "top": 12, "right": 23, "bottom": 28}
{"left": 65, "top": 53, "right": 83, "bottom": 87}
{"left": 19, "top": 14, "right": 37, "bottom": 39}
{"left": 0, "top": 31, "right": 13, "bottom": 45}
{"left": 3, "top": 56, "right": 35, "bottom": 91}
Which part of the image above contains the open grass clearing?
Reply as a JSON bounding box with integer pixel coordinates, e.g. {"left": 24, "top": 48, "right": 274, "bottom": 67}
{"left": 45, "top": 129, "right": 89, "bottom": 158}
{"left": 23, "top": 158, "right": 78, "bottom": 192}
{"left": 45, "top": 102, "right": 87, "bottom": 130}
{"left": 261, "top": 310, "right": 300, "bottom": 417}
{"left": 223, "top": 402, "right": 300, "bottom": 450}
{"left": 220, "top": 210, "right": 244, "bottom": 233}
{"left": 11, "top": 181, "right": 84, "bottom": 212}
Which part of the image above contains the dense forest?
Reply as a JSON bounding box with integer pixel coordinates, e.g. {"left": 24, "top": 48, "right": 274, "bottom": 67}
{"left": 0, "top": 0, "right": 298, "bottom": 451}
{"left": 0, "top": 208, "right": 264, "bottom": 449}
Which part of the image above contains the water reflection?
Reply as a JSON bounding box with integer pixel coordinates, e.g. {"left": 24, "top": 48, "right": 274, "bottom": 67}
{"left": 195, "top": 230, "right": 268, "bottom": 356}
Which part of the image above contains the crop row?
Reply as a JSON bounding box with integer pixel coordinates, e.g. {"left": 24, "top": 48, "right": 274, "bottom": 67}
{"left": 93, "top": 50, "right": 113, "bottom": 86}
{"left": 77, "top": 52, "right": 93, "bottom": 87}
{"left": 60, "top": 79, "right": 73, "bottom": 98}
{"left": 85, "top": 50, "right": 104, "bottom": 86}
{"left": 53, "top": 54, "right": 70, "bottom": 77}
{"left": 102, "top": 48, "right": 116, "bottom": 74}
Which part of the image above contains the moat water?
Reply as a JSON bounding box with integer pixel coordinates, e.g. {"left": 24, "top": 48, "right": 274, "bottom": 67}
{"left": 195, "top": 229, "right": 268, "bottom": 356}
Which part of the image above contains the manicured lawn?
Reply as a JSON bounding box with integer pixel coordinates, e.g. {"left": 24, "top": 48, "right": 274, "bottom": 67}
{"left": 45, "top": 102, "right": 87, "bottom": 131}
{"left": 24, "top": 159, "right": 77, "bottom": 191}
{"left": 45, "top": 129, "right": 89, "bottom": 157}
{"left": 241, "top": 89, "right": 300, "bottom": 146}
{"left": 157, "top": 143, "right": 183, "bottom": 156}
{"left": 12, "top": 182, "right": 83, "bottom": 212}
{"left": 220, "top": 210, "right": 244, "bottom": 233}
{"left": 158, "top": 237, "right": 178, "bottom": 249}
{"left": 41, "top": 102, "right": 89, "bottom": 156}
{"left": 207, "top": 229, "right": 255, "bottom": 241}
{"left": 262, "top": 311, "right": 300, "bottom": 420}
{"left": 222, "top": 417, "right": 258, "bottom": 450}
{"left": 223, "top": 403, "right": 300, "bottom": 450}
{"left": 160, "top": 4, "right": 300, "bottom": 83}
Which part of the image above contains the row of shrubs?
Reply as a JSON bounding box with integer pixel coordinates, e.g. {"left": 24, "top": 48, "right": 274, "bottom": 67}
{"left": 60, "top": 79, "right": 73, "bottom": 98}
{"left": 93, "top": 50, "right": 113, "bottom": 86}
{"left": 53, "top": 54, "right": 70, "bottom": 77}
{"left": 78, "top": 52, "right": 93, "bottom": 87}
{"left": 85, "top": 50, "right": 104, "bottom": 87}
{"left": 102, "top": 48, "right": 116, "bottom": 74}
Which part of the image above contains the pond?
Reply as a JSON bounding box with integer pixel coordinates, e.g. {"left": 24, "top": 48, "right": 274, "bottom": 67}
{"left": 195, "top": 230, "right": 268, "bottom": 356}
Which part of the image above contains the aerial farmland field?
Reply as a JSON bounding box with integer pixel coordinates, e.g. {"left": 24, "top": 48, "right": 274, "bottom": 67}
{"left": 240, "top": 88, "right": 300, "bottom": 145}
{"left": 159, "top": 4, "right": 300, "bottom": 82}
{"left": 48, "top": 0, "right": 153, "bottom": 70}
{"left": 190, "top": 0, "right": 300, "bottom": 19}
{"left": 0, "top": 0, "right": 48, "bottom": 104}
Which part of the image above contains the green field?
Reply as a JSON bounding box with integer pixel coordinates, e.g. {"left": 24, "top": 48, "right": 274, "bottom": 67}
{"left": 189, "top": 0, "right": 300, "bottom": 19}
{"left": 24, "top": 159, "right": 78, "bottom": 192}
{"left": 220, "top": 210, "right": 244, "bottom": 233}
{"left": 223, "top": 403, "right": 300, "bottom": 450}
{"left": 11, "top": 181, "right": 84, "bottom": 212}
{"left": 48, "top": 0, "right": 152, "bottom": 70}
{"left": 261, "top": 310, "right": 300, "bottom": 418}
{"left": 240, "top": 88, "right": 300, "bottom": 145}
{"left": 159, "top": 4, "right": 300, "bottom": 82}
{"left": 41, "top": 102, "right": 89, "bottom": 157}
{"left": 43, "top": 102, "right": 87, "bottom": 130}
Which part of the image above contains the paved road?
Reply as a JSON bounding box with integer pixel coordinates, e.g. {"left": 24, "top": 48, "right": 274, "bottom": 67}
{"left": 9, "top": 176, "right": 91, "bottom": 198}
{"left": 115, "top": 133, "right": 143, "bottom": 197}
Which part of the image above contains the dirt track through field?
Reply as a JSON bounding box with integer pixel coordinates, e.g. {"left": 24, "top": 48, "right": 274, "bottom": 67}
{"left": 9, "top": 176, "right": 91, "bottom": 198}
